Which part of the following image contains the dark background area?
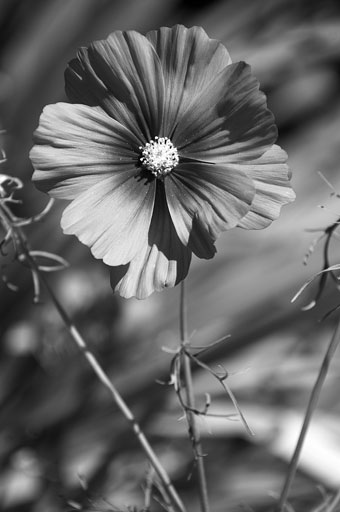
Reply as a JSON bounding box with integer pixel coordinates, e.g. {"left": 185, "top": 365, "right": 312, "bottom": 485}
{"left": 1, "top": 0, "right": 340, "bottom": 511}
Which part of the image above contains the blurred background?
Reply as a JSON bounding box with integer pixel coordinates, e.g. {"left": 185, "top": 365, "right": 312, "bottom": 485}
{"left": 1, "top": 0, "right": 340, "bottom": 511}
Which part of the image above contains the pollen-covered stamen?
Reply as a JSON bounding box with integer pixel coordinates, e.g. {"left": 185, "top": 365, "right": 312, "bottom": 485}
{"left": 140, "top": 137, "right": 179, "bottom": 178}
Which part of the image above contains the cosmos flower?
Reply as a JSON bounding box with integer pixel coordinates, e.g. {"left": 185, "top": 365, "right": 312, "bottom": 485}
{"left": 30, "top": 25, "right": 295, "bottom": 299}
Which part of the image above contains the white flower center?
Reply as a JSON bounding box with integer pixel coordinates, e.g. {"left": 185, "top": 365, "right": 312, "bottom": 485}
{"left": 140, "top": 137, "right": 179, "bottom": 178}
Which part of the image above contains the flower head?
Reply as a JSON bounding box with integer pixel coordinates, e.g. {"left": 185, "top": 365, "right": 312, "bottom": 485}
{"left": 30, "top": 25, "right": 295, "bottom": 299}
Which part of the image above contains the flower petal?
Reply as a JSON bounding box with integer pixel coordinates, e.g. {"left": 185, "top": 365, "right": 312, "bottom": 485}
{"left": 174, "top": 62, "right": 277, "bottom": 163}
{"left": 236, "top": 145, "right": 296, "bottom": 229}
{"left": 30, "top": 103, "right": 140, "bottom": 199}
{"left": 110, "top": 182, "right": 191, "bottom": 298}
{"left": 165, "top": 162, "right": 255, "bottom": 259}
{"left": 61, "top": 173, "right": 156, "bottom": 265}
{"left": 65, "top": 30, "right": 165, "bottom": 141}
{"left": 146, "top": 25, "right": 232, "bottom": 137}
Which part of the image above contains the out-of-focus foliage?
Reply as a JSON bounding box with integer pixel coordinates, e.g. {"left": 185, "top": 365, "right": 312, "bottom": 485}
{"left": 1, "top": 1, "right": 340, "bottom": 511}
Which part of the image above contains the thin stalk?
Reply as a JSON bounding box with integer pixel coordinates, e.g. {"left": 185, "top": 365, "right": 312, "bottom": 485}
{"left": 0, "top": 201, "right": 185, "bottom": 512}
{"left": 37, "top": 269, "right": 185, "bottom": 512}
{"left": 325, "top": 488, "right": 340, "bottom": 512}
{"left": 180, "top": 281, "right": 210, "bottom": 512}
{"left": 276, "top": 316, "right": 340, "bottom": 512}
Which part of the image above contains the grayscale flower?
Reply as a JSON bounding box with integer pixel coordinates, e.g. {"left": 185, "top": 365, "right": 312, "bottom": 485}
{"left": 30, "top": 25, "right": 295, "bottom": 298}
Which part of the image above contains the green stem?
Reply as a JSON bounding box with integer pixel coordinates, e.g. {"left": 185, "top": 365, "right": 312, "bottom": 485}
{"left": 276, "top": 317, "right": 340, "bottom": 512}
{"left": 180, "top": 281, "right": 210, "bottom": 512}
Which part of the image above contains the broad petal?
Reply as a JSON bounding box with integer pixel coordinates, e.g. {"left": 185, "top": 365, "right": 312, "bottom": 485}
{"left": 61, "top": 173, "right": 156, "bottom": 265}
{"left": 65, "top": 30, "right": 165, "bottom": 141}
{"left": 30, "top": 103, "right": 140, "bottom": 199}
{"left": 174, "top": 62, "right": 277, "bottom": 163}
{"left": 110, "top": 182, "right": 191, "bottom": 298}
{"left": 165, "top": 162, "right": 255, "bottom": 259}
{"left": 146, "top": 25, "right": 231, "bottom": 137}
{"left": 236, "top": 145, "right": 296, "bottom": 229}
{"left": 65, "top": 53, "right": 143, "bottom": 142}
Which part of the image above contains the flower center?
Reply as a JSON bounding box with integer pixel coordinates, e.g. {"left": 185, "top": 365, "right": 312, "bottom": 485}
{"left": 140, "top": 137, "right": 179, "bottom": 178}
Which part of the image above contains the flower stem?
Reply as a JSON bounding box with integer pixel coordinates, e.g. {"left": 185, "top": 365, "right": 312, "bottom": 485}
{"left": 276, "top": 316, "right": 340, "bottom": 512}
{"left": 180, "top": 281, "right": 210, "bottom": 512}
{"left": 38, "top": 270, "right": 185, "bottom": 512}
{"left": 325, "top": 488, "right": 340, "bottom": 512}
{"left": 0, "top": 201, "right": 185, "bottom": 512}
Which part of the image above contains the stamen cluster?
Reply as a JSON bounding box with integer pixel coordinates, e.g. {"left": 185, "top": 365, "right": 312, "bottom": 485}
{"left": 140, "top": 136, "right": 179, "bottom": 178}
